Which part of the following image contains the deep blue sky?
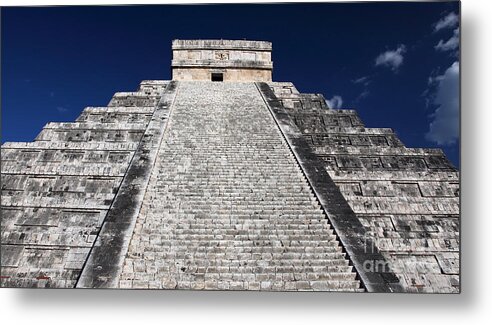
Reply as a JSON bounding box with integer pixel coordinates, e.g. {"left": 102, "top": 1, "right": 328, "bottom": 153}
{"left": 1, "top": 2, "right": 460, "bottom": 167}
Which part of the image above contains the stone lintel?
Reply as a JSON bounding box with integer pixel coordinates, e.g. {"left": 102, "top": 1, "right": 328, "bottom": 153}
{"left": 172, "top": 39, "right": 272, "bottom": 51}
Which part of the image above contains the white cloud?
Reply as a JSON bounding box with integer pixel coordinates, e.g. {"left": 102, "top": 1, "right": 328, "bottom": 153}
{"left": 435, "top": 28, "right": 459, "bottom": 52}
{"left": 375, "top": 45, "right": 406, "bottom": 72}
{"left": 434, "top": 12, "right": 459, "bottom": 32}
{"left": 56, "top": 106, "right": 68, "bottom": 113}
{"left": 357, "top": 90, "right": 370, "bottom": 100}
{"left": 425, "top": 61, "right": 459, "bottom": 145}
{"left": 352, "top": 76, "right": 371, "bottom": 86}
{"left": 326, "top": 95, "right": 343, "bottom": 109}
{"left": 352, "top": 76, "right": 371, "bottom": 103}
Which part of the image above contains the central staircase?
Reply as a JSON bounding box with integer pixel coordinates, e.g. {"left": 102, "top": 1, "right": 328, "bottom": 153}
{"left": 119, "top": 81, "right": 362, "bottom": 291}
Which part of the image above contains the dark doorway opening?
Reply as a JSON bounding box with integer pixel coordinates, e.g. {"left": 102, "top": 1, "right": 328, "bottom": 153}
{"left": 211, "top": 73, "right": 224, "bottom": 82}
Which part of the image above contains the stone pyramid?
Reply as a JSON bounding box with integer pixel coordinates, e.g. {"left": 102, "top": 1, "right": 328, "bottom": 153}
{"left": 1, "top": 40, "right": 459, "bottom": 292}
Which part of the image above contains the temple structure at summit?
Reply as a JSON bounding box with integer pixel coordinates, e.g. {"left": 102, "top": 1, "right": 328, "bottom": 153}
{"left": 0, "top": 39, "right": 460, "bottom": 292}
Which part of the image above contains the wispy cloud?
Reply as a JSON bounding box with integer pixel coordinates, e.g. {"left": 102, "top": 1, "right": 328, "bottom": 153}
{"left": 375, "top": 45, "right": 406, "bottom": 72}
{"left": 352, "top": 76, "right": 371, "bottom": 86}
{"left": 434, "top": 12, "right": 459, "bottom": 32}
{"left": 427, "top": 67, "right": 444, "bottom": 86}
{"left": 352, "top": 76, "right": 371, "bottom": 104}
{"left": 56, "top": 106, "right": 68, "bottom": 113}
{"left": 326, "top": 95, "right": 343, "bottom": 109}
{"left": 355, "top": 90, "right": 370, "bottom": 102}
{"left": 425, "top": 61, "right": 459, "bottom": 145}
{"left": 435, "top": 28, "right": 459, "bottom": 53}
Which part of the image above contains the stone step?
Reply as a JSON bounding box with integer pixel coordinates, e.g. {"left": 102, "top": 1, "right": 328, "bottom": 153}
{"left": 42, "top": 122, "right": 148, "bottom": 131}
{"left": 123, "top": 271, "right": 358, "bottom": 282}
{"left": 123, "top": 258, "right": 352, "bottom": 269}
{"left": 119, "top": 279, "right": 362, "bottom": 291}
{"left": 0, "top": 141, "right": 140, "bottom": 151}
{"left": 35, "top": 129, "right": 144, "bottom": 143}
{"left": 138, "top": 237, "right": 340, "bottom": 246}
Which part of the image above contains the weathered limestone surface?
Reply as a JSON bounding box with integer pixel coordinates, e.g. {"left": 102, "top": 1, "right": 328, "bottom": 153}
{"left": 0, "top": 81, "right": 168, "bottom": 288}
{"left": 173, "top": 68, "right": 272, "bottom": 83}
{"left": 265, "top": 82, "right": 460, "bottom": 293}
{"left": 76, "top": 81, "right": 178, "bottom": 288}
{"left": 117, "top": 82, "right": 361, "bottom": 291}
{"left": 1, "top": 39, "right": 459, "bottom": 292}
{"left": 172, "top": 39, "right": 272, "bottom": 82}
